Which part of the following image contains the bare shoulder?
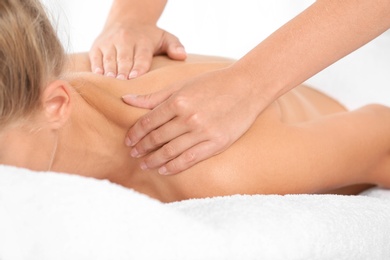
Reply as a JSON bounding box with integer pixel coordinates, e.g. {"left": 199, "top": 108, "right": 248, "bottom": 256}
{"left": 63, "top": 53, "right": 234, "bottom": 97}
{"left": 64, "top": 52, "right": 235, "bottom": 73}
{"left": 150, "top": 54, "right": 234, "bottom": 69}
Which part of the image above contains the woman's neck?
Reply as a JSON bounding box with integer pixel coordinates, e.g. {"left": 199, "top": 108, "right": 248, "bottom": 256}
{"left": 49, "top": 76, "right": 140, "bottom": 181}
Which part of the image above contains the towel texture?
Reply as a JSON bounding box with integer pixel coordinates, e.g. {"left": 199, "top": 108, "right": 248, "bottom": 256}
{"left": 1, "top": 165, "right": 389, "bottom": 260}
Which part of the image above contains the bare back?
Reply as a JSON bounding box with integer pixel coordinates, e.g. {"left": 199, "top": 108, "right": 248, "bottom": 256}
{"left": 65, "top": 53, "right": 364, "bottom": 202}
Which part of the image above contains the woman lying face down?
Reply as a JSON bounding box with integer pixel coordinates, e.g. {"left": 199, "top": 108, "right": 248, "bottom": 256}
{"left": 1, "top": 0, "right": 390, "bottom": 202}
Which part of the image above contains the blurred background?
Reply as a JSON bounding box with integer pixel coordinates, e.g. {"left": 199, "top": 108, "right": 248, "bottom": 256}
{"left": 41, "top": 0, "right": 389, "bottom": 109}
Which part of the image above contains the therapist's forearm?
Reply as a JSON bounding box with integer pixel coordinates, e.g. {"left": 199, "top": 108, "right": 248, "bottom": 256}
{"left": 104, "top": 0, "right": 167, "bottom": 27}
{"left": 232, "top": 0, "right": 390, "bottom": 104}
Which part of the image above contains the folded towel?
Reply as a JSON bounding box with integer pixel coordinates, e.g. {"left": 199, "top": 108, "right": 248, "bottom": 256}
{"left": 1, "top": 165, "right": 389, "bottom": 260}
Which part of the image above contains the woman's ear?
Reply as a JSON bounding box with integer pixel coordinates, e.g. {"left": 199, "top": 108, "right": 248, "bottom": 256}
{"left": 42, "top": 80, "right": 72, "bottom": 129}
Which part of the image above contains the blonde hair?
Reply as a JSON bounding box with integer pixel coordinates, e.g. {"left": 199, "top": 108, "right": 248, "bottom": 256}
{"left": 0, "top": 0, "right": 66, "bottom": 127}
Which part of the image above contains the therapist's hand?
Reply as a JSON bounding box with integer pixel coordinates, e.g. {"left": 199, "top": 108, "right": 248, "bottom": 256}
{"left": 89, "top": 24, "right": 187, "bottom": 80}
{"left": 122, "top": 68, "right": 269, "bottom": 175}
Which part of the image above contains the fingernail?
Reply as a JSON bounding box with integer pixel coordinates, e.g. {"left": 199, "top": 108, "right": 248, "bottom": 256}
{"left": 128, "top": 70, "right": 138, "bottom": 79}
{"left": 158, "top": 166, "right": 168, "bottom": 175}
{"left": 130, "top": 148, "right": 139, "bottom": 158}
{"left": 140, "top": 162, "right": 148, "bottom": 171}
{"left": 117, "top": 74, "right": 126, "bottom": 80}
{"left": 106, "top": 72, "right": 116, "bottom": 78}
{"left": 94, "top": 67, "right": 103, "bottom": 74}
{"left": 125, "top": 137, "right": 132, "bottom": 147}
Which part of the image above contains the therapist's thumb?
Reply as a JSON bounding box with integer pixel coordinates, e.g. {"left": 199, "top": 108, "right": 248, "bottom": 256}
{"left": 160, "top": 32, "right": 187, "bottom": 61}
{"left": 122, "top": 88, "right": 174, "bottom": 109}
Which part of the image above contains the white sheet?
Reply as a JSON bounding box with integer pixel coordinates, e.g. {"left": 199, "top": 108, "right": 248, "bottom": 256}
{"left": 1, "top": 165, "right": 389, "bottom": 260}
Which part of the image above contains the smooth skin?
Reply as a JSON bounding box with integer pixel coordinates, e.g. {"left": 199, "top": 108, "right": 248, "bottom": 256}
{"left": 93, "top": 0, "right": 390, "bottom": 175}
{"left": 2, "top": 53, "right": 390, "bottom": 203}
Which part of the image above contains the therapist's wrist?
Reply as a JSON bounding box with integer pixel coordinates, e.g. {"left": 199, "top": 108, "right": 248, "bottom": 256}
{"left": 103, "top": 18, "right": 157, "bottom": 32}
{"left": 227, "top": 62, "right": 279, "bottom": 114}
{"left": 106, "top": 0, "right": 165, "bottom": 27}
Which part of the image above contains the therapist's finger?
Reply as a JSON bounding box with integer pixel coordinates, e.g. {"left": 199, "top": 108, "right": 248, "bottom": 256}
{"left": 130, "top": 117, "right": 190, "bottom": 158}
{"left": 125, "top": 102, "right": 177, "bottom": 146}
{"left": 137, "top": 131, "right": 204, "bottom": 171}
{"left": 89, "top": 48, "right": 104, "bottom": 75}
{"left": 102, "top": 46, "right": 118, "bottom": 78}
{"left": 129, "top": 42, "right": 154, "bottom": 79}
{"left": 122, "top": 84, "right": 180, "bottom": 109}
{"left": 159, "top": 32, "right": 187, "bottom": 61}
{"left": 160, "top": 140, "right": 223, "bottom": 175}
{"left": 116, "top": 45, "right": 134, "bottom": 80}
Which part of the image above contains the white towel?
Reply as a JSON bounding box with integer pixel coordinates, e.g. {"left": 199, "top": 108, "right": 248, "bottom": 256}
{"left": 1, "top": 165, "right": 389, "bottom": 260}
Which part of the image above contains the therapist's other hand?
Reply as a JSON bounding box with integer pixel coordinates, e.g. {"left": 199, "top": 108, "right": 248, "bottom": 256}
{"left": 89, "top": 24, "right": 187, "bottom": 80}
{"left": 122, "top": 68, "right": 266, "bottom": 175}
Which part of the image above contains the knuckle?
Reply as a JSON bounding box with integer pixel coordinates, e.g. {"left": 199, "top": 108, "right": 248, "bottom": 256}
{"left": 149, "top": 131, "right": 162, "bottom": 146}
{"left": 187, "top": 113, "right": 203, "bottom": 128}
{"left": 161, "top": 144, "right": 176, "bottom": 159}
{"left": 170, "top": 96, "right": 190, "bottom": 113}
{"left": 136, "top": 34, "right": 148, "bottom": 42}
{"left": 117, "top": 56, "right": 133, "bottom": 64}
{"left": 135, "top": 37, "right": 152, "bottom": 49}
{"left": 118, "top": 31, "right": 129, "bottom": 40}
{"left": 182, "top": 150, "right": 196, "bottom": 164}
{"left": 165, "top": 152, "right": 195, "bottom": 174}
{"left": 139, "top": 116, "right": 151, "bottom": 130}
{"left": 135, "top": 45, "right": 152, "bottom": 56}
{"left": 103, "top": 54, "right": 115, "bottom": 62}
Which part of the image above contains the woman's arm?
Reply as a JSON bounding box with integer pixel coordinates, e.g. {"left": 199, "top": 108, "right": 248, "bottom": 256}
{"left": 89, "top": 0, "right": 186, "bottom": 80}
{"left": 123, "top": 0, "right": 390, "bottom": 175}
